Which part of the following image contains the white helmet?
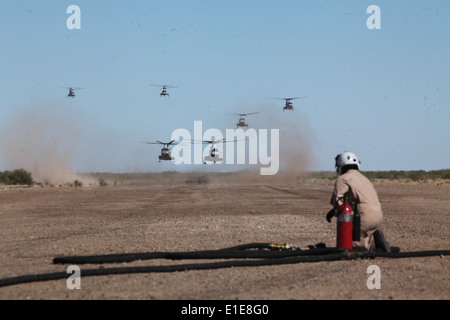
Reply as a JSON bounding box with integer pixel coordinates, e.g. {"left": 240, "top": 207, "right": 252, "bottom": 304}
{"left": 335, "top": 151, "right": 361, "bottom": 174}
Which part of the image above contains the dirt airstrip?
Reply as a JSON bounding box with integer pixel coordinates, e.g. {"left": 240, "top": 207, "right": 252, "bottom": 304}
{"left": 0, "top": 174, "right": 448, "bottom": 300}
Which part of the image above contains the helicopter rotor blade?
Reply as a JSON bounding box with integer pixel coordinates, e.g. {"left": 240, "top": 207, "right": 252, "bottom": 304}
{"left": 189, "top": 138, "right": 246, "bottom": 146}
{"left": 149, "top": 84, "right": 179, "bottom": 88}
{"left": 142, "top": 140, "right": 179, "bottom": 146}
{"left": 223, "top": 139, "right": 244, "bottom": 143}
{"left": 208, "top": 139, "right": 226, "bottom": 144}
{"left": 187, "top": 139, "right": 219, "bottom": 145}
{"left": 154, "top": 140, "right": 177, "bottom": 145}
{"left": 190, "top": 138, "right": 239, "bottom": 145}
{"left": 270, "top": 97, "right": 307, "bottom": 100}
{"left": 287, "top": 96, "right": 307, "bottom": 100}
{"left": 226, "top": 112, "right": 258, "bottom": 116}
{"left": 212, "top": 138, "right": 245, "bottom": 144}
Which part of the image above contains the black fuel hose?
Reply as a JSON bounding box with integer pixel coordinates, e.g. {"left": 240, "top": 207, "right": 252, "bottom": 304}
{"left": 0, "top": 251, "right": 354, "bottom": 288}
{"left": 52, "top": 243, "right": 335, "bottom": 264}
{"left": 0, "top": 245, "right": 449, "bottom": 289}
{"left": 366, "top": 250, "right": 450, "bottom": 259}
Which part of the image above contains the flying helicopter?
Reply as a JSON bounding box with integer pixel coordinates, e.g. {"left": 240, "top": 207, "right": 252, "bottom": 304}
{"left": 191, "top": 139, "right": 239, "bottom": 164}
{"left": 150, "top": 84, "right": 179, "bottom": 97}
{"left": 62, "top": 87, "right": 85, "bottom": 98}
{"left": 142, "top": 140, "right": 178, "bottom": 162}
{"left": 200, "top": 139, "right": 226, "bottom": 164}
{"left": 270, "top": 97, "right": 307, "bottom": 111}
{"left": 228, "top": 112, "right": 259, "bottom": 128}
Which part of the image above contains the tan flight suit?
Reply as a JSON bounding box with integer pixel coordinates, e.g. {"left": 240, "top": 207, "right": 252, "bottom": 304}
{"left": 330, "top": 169, "right": 383, "bottom": 250}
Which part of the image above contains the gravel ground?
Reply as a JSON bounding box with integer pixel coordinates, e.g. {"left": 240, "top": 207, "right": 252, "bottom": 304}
{"left": 0, "top": 176, "right": 448, "bottom": 303}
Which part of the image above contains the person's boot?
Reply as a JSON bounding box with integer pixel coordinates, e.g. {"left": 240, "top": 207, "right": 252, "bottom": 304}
{"left": 373, "top": 229, "right": 391, "bottom": 252}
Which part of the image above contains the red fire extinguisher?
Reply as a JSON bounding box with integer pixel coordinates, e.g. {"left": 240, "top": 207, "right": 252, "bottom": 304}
{"left": 336, "top": 200, "right": 354, "bottom": 249}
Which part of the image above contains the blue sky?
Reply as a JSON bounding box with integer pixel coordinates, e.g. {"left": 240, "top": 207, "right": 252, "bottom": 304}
{"left": 0, "top": 0, "right": 449, "bottom": 176}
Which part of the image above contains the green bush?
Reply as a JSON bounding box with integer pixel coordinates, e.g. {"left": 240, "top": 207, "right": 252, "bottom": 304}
{"left": 303, "top": 169, "right": 450, "bottom": 181}
{"left": 0, "top": 169, "right": 34, "bottom": 186}
{"left": 73, "top": 180, "right": 83, "bottom": 187}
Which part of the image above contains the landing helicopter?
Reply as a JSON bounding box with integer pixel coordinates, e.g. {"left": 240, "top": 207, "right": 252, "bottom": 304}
{"left": 201, "top": 139, "right": 226, "bottom": 164}
{"left": 191, "top": 139, "right": 238, "bottom": 164}
{"left": 63, "top": 87, "right": 85, "bottom": 98}
{"left": 271, "top": 97, "right": 307, "bottom": 111}
{"left": 142, "top": 140, "right": 178, "bottom": 162}
{"left": 228, "top": 112, "right": 259, "bottom": 128}
{"left": 150, "top": 84, "right": 178, "bottom": 97}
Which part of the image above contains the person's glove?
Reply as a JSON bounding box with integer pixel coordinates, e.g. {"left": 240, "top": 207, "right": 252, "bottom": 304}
{"left": 326, "top": 209, "right": 335, "bottom": 223}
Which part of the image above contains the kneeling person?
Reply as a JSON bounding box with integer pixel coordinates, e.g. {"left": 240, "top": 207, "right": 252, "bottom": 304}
{"left": 327, "top": 151, "right": 390, "bottom": 252}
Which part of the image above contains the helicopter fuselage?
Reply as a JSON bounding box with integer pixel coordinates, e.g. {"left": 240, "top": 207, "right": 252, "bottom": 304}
{"left": 158, "top": 147, "right": 174, "bottom": 161}
{"left": 283, "top": 101, "right": 294, "bottom": 111}
{"left": 204, "top": 147, "right": 223, "bottom": 164}
{"left": 237, "top": 118, "right": 248, "bottom": 127}
{"left": 159, "top": 154, "right": 174, "bottom": 161}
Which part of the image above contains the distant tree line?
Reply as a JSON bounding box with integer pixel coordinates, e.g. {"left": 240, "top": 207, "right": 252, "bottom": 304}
{"left": 364, "top": 169, "right": 450, "bottom": 181}
{"left": 1, "top": 169, "right": 448, "bottom": 187}
{"left": 0, "top": 169, "right": 34, "bottom": 186}
{"left": 304, "top": 169, "right": 450, "bottom": 181}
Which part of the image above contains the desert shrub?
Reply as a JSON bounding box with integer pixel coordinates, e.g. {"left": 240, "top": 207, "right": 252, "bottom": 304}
{"left": 407, "top": 170, "right": 426, "bottom": 181}
{"left": 301, "top": 169, "right": 450, "bottom": 182}
{"left": 0, "top": 169, "right": 34, "bottom": 186}
{"left": 73, "top": 180, "right": 83, "bottom": 187}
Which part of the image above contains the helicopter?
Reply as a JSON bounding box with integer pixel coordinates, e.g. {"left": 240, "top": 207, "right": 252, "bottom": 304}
{"left": 271, "top": 97, "right": 307, "bottom": 111}
{"left": 63, "top": 87, "right": 85, "bottom": 98}
{"left": 150, "top": 84, "right": 178, "bottom": 97}
{"left": 228, "top": 112, "right": 259, "bottom": 128}
{"left": 201, "top": 139, "right": 226, "bottom": 164}
{"left": 191, "top": 139, "right": 238, "bottom": 164}
{"left": 142, "top": 140, "right": 178, "bottom": 162}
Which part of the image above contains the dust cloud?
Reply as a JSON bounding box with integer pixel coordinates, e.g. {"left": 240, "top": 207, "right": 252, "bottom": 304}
{"left": 185, "top": 102, "right": 318, "bottom": 186}
{"left": 0, "top": 103, "right": 96, "bottom": 186}
{"left": 235, "top": 103, "right": 316, "bottom": 184}
{"left": 0, "top": 100, "right": 318, "bottom": 187}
